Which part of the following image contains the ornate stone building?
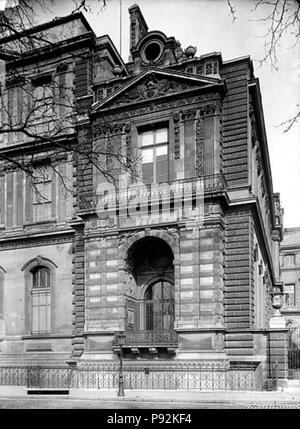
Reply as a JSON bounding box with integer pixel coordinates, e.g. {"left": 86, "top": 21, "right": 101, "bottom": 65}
{"left": 0, "top": 5, "right": 286, "bottom": 389}
{"left": 280, "top": 227, "right": 300, "bottom": 325}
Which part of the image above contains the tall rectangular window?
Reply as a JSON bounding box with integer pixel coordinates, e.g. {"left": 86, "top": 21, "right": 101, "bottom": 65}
{"left": 141, "top": 127, "right": 168, "bottom": 185}
{"left": 31, "top": 267, "right": 51, "bottom": 334}
{"left": 33, "top": 167, "right": 52, "bottom": 222}
{"left": 31, "top": 74, "right": 54, "bottom": 122}
{"left": 285, "top": 284, "right": 295, "bottom": 307}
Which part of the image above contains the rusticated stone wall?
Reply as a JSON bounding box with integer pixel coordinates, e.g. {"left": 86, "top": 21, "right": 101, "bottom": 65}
{"left": 224, "top": 209, "right": 254, "bottom": 355}
{"left": 72, "top": 223, "right": 85, "bottom": 358}
{"left": 221, "top": 59, "right": 250, "bottom": 187}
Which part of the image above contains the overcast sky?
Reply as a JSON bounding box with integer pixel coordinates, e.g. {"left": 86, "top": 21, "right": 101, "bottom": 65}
{"left": 43, "top": 0, "right": 300, "bottom": 228}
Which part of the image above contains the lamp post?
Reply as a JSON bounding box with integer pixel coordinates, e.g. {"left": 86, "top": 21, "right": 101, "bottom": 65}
{"left": 117, "top": 331, "right": 126, "bottom": 397}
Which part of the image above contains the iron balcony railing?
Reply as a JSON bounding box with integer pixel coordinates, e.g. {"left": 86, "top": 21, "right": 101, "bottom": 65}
{"left": 78, "top": 173, "right": 227, "bottom": 212}
{"left": 113, "top": 330, "right": 178, "bottom": 348}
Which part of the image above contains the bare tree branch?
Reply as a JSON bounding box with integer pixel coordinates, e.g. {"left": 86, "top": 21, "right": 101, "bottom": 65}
{"left": 227, "top": 0, "right": 237, "bottom": 22}
{"left": 227, "top": 0, "right": 300, "bottom": 132}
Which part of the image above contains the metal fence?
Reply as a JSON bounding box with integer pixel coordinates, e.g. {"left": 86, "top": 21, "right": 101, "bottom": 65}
{"left": 266, "top": 362, "right": 278, "bottom": 391}
{"left": 0, "top": 361, "right": 263, "bottom": 391}
{"left": 288, "top": 327, "right": 300, "bottom": 379}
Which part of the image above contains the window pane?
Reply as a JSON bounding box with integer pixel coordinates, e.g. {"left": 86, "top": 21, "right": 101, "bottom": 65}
{"left": 285, "top": 284, "right": 295, "bottom": 306}
{"left": 32, "top": 290, "right": 50, "bottom": 334}
{"left": 141, "top": 131, "right": 154, "bottom": 146}
{"left": 156, "top": 128, "right": 168, "bottom": 143}
{"left": 156, "top": 154, "right": 168, "bottom": 183}
{"left": 40, "top": 269, "right": 46, "bottom": 288}
{"left": 142, "top": 148, "right": 154, "bottom": 163}
{"left": 142, "top": 163, "right": 154, "bottom": 185}
{"left": 285, "top": 285, "right": 295, "bottom": 294}
{"left": 156, "top": 145, "right": 168, "bottom": 156}
{"left": 33, "top": 271, "right": 38, "bottom": 288}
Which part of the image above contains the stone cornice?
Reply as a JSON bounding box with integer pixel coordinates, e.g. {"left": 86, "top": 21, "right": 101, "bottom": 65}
{"left": 249, "top": 79, "right": 276, "bottom": 227}
{"left": 0, "top": 229, "right": 74, "bottom": 251}
{"left": 0, "top": 133, "right": 76, "bottom": 158}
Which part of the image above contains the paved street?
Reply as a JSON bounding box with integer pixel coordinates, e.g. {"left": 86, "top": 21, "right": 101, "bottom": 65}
{"left": 1, "top": 396, "right": 300, "bottom": 409}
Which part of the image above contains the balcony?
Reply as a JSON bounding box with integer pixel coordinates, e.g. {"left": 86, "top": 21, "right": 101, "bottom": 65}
{"left": 77, "top": 173, "right": 227, "bottom": 219}
{"left": 113, "top": 330, "right": 178, "bottom": 355}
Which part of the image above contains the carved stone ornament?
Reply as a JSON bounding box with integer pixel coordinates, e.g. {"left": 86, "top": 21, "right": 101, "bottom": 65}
{"left": 256, "top": 147, "right": 262, "bottom": 176}
{"left": 112, "top": 74, "right": 202, "bottom": 107}
{"left": 261, "top": 177, "right": 265, "bottom": 197}
{"left": 94, "top": 122, "right": 125, "bottom": 138}
{"left": 271, "top": 292, "right": 284, "bottom": 317}
{"left": 181, "top": 108, "right": 196, "bottom": 121}
{"left": 195, "top": 118, "right": 204, "bottom": 177}
{"left": 198, "top": 103, "right": 217, "bottom": 117}
{"left": 36, "top": 255, "right": 43, "bottom": 266}
{"left": 251, "top": 115, "right": 258, "bottom": 147}
{"left": 173, "top": 112, "right": 180, "bottom": 160}
{"left": 125, "top": 122, "right": 132, "bottom": 166}
{"left": 93, "top": 93, "right": 220, "bottom": 125}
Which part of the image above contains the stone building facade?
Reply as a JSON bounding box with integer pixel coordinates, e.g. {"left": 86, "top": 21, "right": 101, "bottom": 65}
{"left": 0, "top": 6, "right": 285, "bottom": 388}
{"left": 280, "top": 228, "right": 300, "bottom": 325}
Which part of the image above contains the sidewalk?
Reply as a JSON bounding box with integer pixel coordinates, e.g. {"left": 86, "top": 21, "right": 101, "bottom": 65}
{"left": 1, "top": 386, "right": 300, "bottom": 403}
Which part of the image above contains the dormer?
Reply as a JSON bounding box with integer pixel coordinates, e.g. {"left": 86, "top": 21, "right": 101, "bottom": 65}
{"left": 128, "top": 5, "right": 180, "bottom": 74}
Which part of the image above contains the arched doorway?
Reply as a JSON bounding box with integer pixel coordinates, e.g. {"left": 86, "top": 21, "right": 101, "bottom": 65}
{"left": 125, "top": 236, "right": 174, "bottom": 332}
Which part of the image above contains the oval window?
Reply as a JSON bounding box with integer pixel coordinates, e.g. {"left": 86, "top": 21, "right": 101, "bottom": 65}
{"left": 143, "top": 41, "right": 162, "bottom": 62}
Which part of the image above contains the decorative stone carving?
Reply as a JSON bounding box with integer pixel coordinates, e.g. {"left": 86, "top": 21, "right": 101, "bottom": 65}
{"left": 94, "top": 93, "right": 220, "bottom": 125}
{"left": 250, "top": 112, "right": 258, "bottom": 147}
{"left": 256, "top": 147, "right": 262, "bottom": 176}
{"left": 56, "top": 62, "right": 69, "bottom": 74}
{"left": 196, "top": 64, "right": 204, "bottom": 75}
{"left": 261, "top": 176, "right": 265, "bottom": 197}
{"left": 195, "top": 118, "right": 204, "bottom": 177}
{"left": 253, "top": 243, "right": 258, "bottom": 262}
{"left": 181, "top": 108, "right": 196, "bottom": 121}
{"left": 78, "top": 192, "right": 95, "bottom": 210}
{"left": 112, "top": 75, "right": 202, "bottom": 107}
{"left": 94, "top": 122, "right": 124, "bottom": 138}
{"left": 198, "top": 103, "right": 217, "bottom": 116}
{"left": 271, "top": 292, "right": 284, "bottom": 316}
{"left": 184, "top": 46, "right": 197, "bottom": 58}
{"left": 173, "top": 112, "right": 180, "bottom": 159}
{"left": 125, "top": 122, "right": 132, "bottom": 167}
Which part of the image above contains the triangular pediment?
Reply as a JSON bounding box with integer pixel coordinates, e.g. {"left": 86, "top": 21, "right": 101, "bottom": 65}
{"left": 92, "top": 68, "right": 224, "bottom": 112}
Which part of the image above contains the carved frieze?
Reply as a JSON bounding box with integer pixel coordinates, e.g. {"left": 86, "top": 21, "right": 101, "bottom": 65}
{"left": 93, "top": 93, "right": 220, "bottom": 125}
{"left": 94, "top": 122, "right": 124, "bottom": 138}
{"left": 173, "top": 112, "right": 180, "bottom": 160}
{"left": 195, "top": 118, "right": 204, "bottom": 177}
{"left": 111, "top": 74, "right": 210, "bottom": 107}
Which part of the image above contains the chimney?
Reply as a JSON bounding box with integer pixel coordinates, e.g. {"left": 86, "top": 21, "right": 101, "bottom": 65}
{"left": 129, "top": 4, "right": 148, "bottom": 53}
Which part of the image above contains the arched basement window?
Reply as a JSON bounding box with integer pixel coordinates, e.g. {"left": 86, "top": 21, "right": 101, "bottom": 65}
{"left": 145, "top": 280, "right": 174, "bottom": 331}
{"left": 31, "top": 266, "right": 51, "bottom": 334}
